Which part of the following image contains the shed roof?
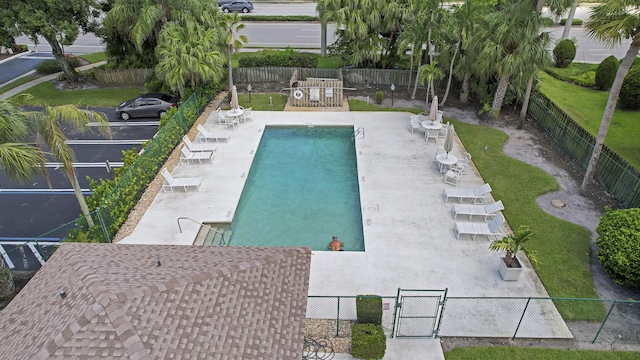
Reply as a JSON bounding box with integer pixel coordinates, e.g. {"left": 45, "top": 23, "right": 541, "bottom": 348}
{"left": 0, "top": 243, "right": 311, "bottom": 359}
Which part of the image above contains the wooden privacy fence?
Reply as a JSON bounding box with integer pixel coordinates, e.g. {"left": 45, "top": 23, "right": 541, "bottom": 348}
{"left": 233, "top": 67, "right": 420, "bottom": 87}
{"left": 94, "top": 68, "right": 153, "bottom": 85}
{"left": 528, "top": 92, "right": 640, "bottom": 208}
{"left": 289, "top": 69, "right": 343, "bottom": 107}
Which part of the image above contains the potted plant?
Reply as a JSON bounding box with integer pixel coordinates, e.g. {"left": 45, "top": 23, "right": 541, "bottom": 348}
{"left": 489, "top": 225, "right": 538, "bottom": 281}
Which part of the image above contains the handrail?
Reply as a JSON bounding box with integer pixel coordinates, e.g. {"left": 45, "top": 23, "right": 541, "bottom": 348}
{"left": 177, "top": 217, "right": 226, "bottom": 245}
{"left": 352, "top": 127, "right": 365, "bottom": 140}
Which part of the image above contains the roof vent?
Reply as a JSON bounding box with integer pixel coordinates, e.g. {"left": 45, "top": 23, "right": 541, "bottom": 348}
{"left": 59, "top": 290, "right": 67, "bottom": 300}
{"left": 156, "top": 259, "right": 161, "bottom": 267}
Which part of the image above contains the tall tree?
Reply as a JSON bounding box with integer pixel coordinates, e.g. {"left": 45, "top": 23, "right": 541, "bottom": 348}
{"left": 223, "top": 13, "right": 248, "bottom": 95}
{"left": 397, "top": 0, "right": 430, "bottom": 99}
{"left": 418, "top": 61, "right": 445, "bottom": 108}
{"left": 0, "top": 0, "right": 100, "bottom": 82}
{"left": 25, "top": 105, "right": 111, "bottom": 227}
{"left": 580, "top": 0, "right": 640, "bottom": 194}
{"left": 155, "top": 20, "right": 224, "bottom": 97}
{"left": 317, "top": 0, "right": 409, "bottom": 68}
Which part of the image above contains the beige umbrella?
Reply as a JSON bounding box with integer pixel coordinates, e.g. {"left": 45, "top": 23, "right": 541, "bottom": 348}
{"left": 429, "top": 95, "right": 439, "bottom": 122}
{"left": 444, "top": 123, "right": 454, "bottom": 158}
{"left": 230, "top": 85, "right": 239, "bottom": 111}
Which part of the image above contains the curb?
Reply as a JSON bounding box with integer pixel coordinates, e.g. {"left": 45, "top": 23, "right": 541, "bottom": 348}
{"left": 0, "top": 50, "right": 36, "bottom": 66}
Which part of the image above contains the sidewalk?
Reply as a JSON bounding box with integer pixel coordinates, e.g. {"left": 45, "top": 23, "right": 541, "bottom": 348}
{"left": 0, "top": 60, "right": 107, "bottom": 100}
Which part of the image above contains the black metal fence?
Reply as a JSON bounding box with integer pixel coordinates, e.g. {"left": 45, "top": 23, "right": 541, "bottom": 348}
{"left": 527, "top": 93, "right": 640, "bottom": 208}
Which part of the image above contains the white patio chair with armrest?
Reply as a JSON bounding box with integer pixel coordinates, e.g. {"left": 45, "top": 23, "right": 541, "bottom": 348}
{"left": 161, "top": 168, "right": 202, "bottom": 192}
{"left": 225, "top": 115, "right": 240, "bottom": 130}
{"left": 454, "top": 214, "right": 504, "bottom": 240}
{"left": 434, "top": 146, "right": 445, "bottom": 168}
{"left": 180, "top": 145, "right": 214, "bottom": 165}
{"left": 408, "top": 115, "right": 421, "bottom": 133}
{"left": 439, "top": 121, "right": 450, "bottom": 138}
{"left": 196, "top": 124, "right": 230, "bottom": 143}
{"left": 183, "top": 135, "right": 217, "bottom": 153}
{"left": 242, "top": 107, "right": 252, "bottom": 122}
{"left": 452, "top": 153, "right": 472, "bottom": 174}
{"left": 443, "top": 183, "right": 492, "bottom": 204}
{"left": 425, "top": 128, "right": 438, "bottom": 143}
{"left": 444, "top": 168, "right": 463, "bottom": 186}
{"left": 217, "top": 107, "right": 228, "bottom": 125}
{"left": 451, "top": 200, "right": 504, "bottom": 221}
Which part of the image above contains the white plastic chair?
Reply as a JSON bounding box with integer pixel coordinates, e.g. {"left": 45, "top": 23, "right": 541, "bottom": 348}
{"left": 196, "top": 124, "right": 230, "bottom": 143}
{"left": 444, "top": 169, "right": 462, "bottom": 186}
{"left": 242, "top": 107, "right": 253, "bottom": 122}
{"left": 443, "top": 183, "right": 492, "bottom": 204}
{"left": 439, "top": 121, "right": 450, "bottom": 138}
{"left": 408, "top": 115, "right": 421, "bottom": 133}
{"left": 183, "top": 135, "right": 217, "bottom": 152}
{"left": 453, "top": 153, "right": 472, "bottom": 174}
{"left": 217, "top": 107, "right": 228, "bottom": 125}
{"left": 425, "top": 129, "right": 438, "bottom": 143}
{"left": 180, "top": 145, "right": 214, "bottom": 165}
{"left": 452, "top": 200, "right": 505, "bottom": 222}
{"left": 454, "top": 214, "right": 504, "bottom": 240}
{"left": 161, "top": 168, "right": 202, "bottom": 192}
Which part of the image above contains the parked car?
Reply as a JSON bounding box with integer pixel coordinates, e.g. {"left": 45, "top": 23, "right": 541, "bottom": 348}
{"left": 220, "top": 0, "right": 253, "bottom": 13}
{"left": 116, "top": 93, "right": 179, "bottom": 121}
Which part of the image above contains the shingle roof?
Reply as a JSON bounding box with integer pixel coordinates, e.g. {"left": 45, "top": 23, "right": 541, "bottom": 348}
{"left": 0, "top": 243, "right": 311, "bottom": 359}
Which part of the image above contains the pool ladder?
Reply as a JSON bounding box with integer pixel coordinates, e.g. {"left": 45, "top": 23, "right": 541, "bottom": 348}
{"left": 177, "top": 217, "right": 227, "bottom": 246}
{"left": 352, "top": 127, "right": 365, "bottom": 140}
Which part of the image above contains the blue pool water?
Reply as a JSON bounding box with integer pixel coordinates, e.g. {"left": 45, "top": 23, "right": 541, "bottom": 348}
{"left": 229, "top": 126, "right": 365, "bottom": 251}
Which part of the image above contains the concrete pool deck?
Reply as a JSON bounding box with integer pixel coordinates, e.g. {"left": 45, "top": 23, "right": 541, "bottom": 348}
{"left": 120, "top": 111, "right": 553, "bottom": 359}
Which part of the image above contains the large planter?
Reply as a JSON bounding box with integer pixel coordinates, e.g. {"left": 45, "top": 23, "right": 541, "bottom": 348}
{"left": 498, "top": 257, "right": 523, "bottom": 281}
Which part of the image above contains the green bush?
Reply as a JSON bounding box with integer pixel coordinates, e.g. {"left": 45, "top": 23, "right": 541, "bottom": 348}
{"left": 595, "top": 55, "right": 619, "bottom": 90}
{"left": 619, "top": 67, "right": 640, "bottom": 110}
{"left": 351, "top": 324, "right": 386, "bottom": 360}
{"left": 375, "top": 91, "right": 384, "bottom": 104}
{"left": 540, "top": 17, "right": 554, "bottom": 27}
{"left": 356, "top": 295, "right": 383, "bottom": 325}
{"left": 238, "top": 49, "right": 318, "bottom": 68}
{"left": 35, "top": 58, "right": 81, "bottom": 75}
{"left": 553, "top": 39, "right": 576, "bottom": 68}
{"left": 596, "top": 208, "right": 640, "bottom": 288}
{"left": 560, "top": 18, "right": 583, "bottom": 26}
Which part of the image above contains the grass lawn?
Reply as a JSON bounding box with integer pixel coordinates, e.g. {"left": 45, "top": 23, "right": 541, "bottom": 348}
{"left": 349, "top": 99, "right": 422, "bottom": 113}
{"left": 79, "top": 52, "right": 108, "bottom": 64}
{"left": 0, "top": 75, "right": 37, "bottom": 94}
{"left": 539, "top": 72, "right": 640, "bottom": 170}
{"left": 445, "top": 346, "right": 639, "bottom": 359}
{"left": 235, "top": 93, "right": 287, "bottom": 111}
{"left": 15, "top": 82, "right": 142, "bottom": 107}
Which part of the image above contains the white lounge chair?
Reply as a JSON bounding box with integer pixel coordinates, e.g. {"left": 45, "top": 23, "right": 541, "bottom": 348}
{"left": 454, "top": 214, "right": 504, "bottom": 240}
{"left": 408, "top": 115, "right": 421, "bottom": 133}
{"left": 180, "top": 145, "right": 214, "bottom": 165}
{"left": 196, "top": 124, "right": 230, "bottom": 143}
{"left": 443, "top": 183, "right": 492, "bottom": 204}
{"left": 452, "top": 200, "right": 504, "bottom": 221}
{"left": 183, "top": 135, "right": 217, "bottom": 153}
{"left": 161, "top": 168, "right": 201, "bottom": 192}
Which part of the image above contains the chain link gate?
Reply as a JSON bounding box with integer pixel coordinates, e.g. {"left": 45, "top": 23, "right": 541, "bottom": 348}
{"left": 392, "top": 288, "right": 448, "bottom": 338}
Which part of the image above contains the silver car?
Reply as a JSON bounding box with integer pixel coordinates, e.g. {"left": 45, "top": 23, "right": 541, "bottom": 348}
{"left": 116, "top": 93, "right": 179, "bottom": 121}
{"left": 220, "top": 0, "right": 253, "bottom": 13}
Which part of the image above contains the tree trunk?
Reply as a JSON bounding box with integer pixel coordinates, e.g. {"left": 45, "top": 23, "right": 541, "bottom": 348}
{"left": 561, "top": 0, "right": 579, "bottom": 40}
{"left": 519, "top": 75, "right": 534, "bottom": 129}
{"left": 42, "top": 34, "right": 78, "bottom": 82}
{"left": 227, "top": 43, "right": 234, "bottom": 96}
{"left": 0, "top": 257, "right": 15, "bottom": 301}
{"left": 492, "top": 74, "right": 510, "bottom": 113}
{"left": 408, "top": 44, "right": 415, "bottom": 93}
{"left": 441, "top": 38, "right": 460, "bottom": 106}
{"left": 411, "top": 48, "right": 423, "bottom": 100}
{"left": 427, "top": 13, "right": 435, "bottom": 100}
{"left": 460, "top": 71, "right": 471, "bottom": 102}
{"left": 68, "top": 169, "right": 95, "bottom": 227}
{"left": 581, "top": 41, "right": 640, "bottom": 194}
{"left": 321, "top": 23, "right": 327, "bottom": 57}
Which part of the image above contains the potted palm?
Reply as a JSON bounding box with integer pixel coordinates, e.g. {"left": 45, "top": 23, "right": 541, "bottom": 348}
{"left": 489, "top": 225, "right": 538, "bottom": 281}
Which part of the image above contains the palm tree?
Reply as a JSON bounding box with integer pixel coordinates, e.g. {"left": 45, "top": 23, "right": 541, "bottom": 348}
{"left": 25, "top": 105, "right": 111, "bottom": 227}
{"left": 580, "top": 0, "right": 640, "bottom": 194}
{"left": 155, "top": 20, "right": 224, "bottom": 97}
{"left": 397, "top": 2, "right": 430, "bottom": 98}
{"left": 418, "top": 61, "right": 445, "bottom": 108}
{"left": 223, "top": 13, "right": 248, "bottom": 97}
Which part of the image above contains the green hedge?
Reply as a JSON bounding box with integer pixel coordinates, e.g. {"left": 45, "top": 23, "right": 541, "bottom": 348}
{"left": 560, "top": 18, "right": 583, "bottom": 26}
{"left": 35, "top": 58, "right": 81, "bottom": 75}
{"left": 351, "top": 324, "right": 386, "bottom": 360}
{"left": 356, "top": 295, "right": 383, "bottom": 325}
{"left": 238, "top": 49, "right": 318, "bottom": 68}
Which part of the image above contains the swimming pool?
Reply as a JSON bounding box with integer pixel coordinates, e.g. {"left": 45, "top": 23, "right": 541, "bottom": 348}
{"left": 229, "top": 126, "right": 365, "bottom": 251}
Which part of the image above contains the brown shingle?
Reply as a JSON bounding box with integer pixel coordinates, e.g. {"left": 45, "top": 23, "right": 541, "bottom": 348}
{"left": 0, "top": 243, "right": 311, "bottom": 359}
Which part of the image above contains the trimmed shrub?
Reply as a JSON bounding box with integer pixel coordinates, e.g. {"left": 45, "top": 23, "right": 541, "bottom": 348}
{"left": 560, "top": 18, "right": 583, "bottom": 26}
{"left": 540, "top": 17, "right": 554, "bottom": 27}
{"left": 351, "top": 324, "right": 386, "bottom": 360}
{"left": 375, "top": 91, "right": 384, "bottom": 104}
{"left": 238, "top": 49, "right": 318, "bottom": 68}
{"left": 595, "top": 55, "right": 619, "bottom": 90}
{"left": 356, "top": 295, "right": 383, "bottom": 325}
{"left": 619, "top": 67, "right": 640, "bottom": 110}
{"left": 35, "top": 58, "right": 81, "bottom": 74}
{"left": 553, "top": 39, "right": 576, "bottom": 68}
{"left": 596, "top": 208, "right": 640, "bottom": 288}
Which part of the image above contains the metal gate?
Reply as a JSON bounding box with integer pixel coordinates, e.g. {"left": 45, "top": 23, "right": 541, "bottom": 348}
{"left": 392, "top": 288, "right": 448, "bottom": 338}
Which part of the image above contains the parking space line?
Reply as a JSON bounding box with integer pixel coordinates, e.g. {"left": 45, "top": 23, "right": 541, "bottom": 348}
{"left": 89, "top": 121, "right": 159, "bottom": 127}
{"left": 0, "top": 245, "right": 15, "bottom": 269}
{"left": 0, "top": 189, "right": 91, "bottom": 194}
{"left": 44, "top": 162, "right": 124, "bottom": 168}
{"left": 66, "top": 139, "right": 147, "bottom": 145}
{"left": 27, "top": 243, "right": 46, "bottom": 266}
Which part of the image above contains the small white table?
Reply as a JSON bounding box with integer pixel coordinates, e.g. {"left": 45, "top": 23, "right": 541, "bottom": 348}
{"left": 436, "top": 153, "right": 457, "bottom": 173}
{"left": 227, "top": 108, "right": 244, "bottom": 117}
{"left": 421, "top": 121, "right": 443, "bottom": 131}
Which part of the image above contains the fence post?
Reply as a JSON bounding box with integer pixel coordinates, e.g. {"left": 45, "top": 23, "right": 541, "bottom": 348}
{"left": 391, "top": 288, "right": 401, "bottom": 338}
{"left": 433, "top": 288, "right": 448, "bottom": 338}
{"left": 592, "top": 300, "right": 616, "bottom": 343}
{"left": 96, "top": 208, "right": 111, "bottom": 243}
{"left": 336, "top": 296, "right": 341, "bottom": 337}
{"left": 512, "top": 297, "right": 531, "bottom": 339}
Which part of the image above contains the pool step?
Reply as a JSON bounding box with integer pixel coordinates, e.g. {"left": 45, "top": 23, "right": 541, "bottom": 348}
{"left": 194, "top": 225, "right": 231, "bottom": 246}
